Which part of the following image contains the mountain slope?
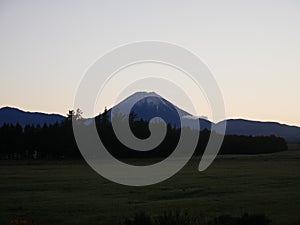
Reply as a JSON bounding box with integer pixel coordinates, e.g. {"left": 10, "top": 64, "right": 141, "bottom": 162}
{"left": 219, "top": 119, "right": 300, "bottom": 143}
{"left": 107, "top": 92, "right": 212, "bottom": 130}
{"left": 0, "top": 107, "right": 65, "bottom": 127}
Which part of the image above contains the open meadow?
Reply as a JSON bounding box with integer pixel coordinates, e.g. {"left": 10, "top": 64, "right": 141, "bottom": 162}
{"left": 0, "top": 147, "right": 300, "bottom": 225}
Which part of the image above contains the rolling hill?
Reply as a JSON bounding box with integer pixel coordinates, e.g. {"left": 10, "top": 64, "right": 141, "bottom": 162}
{"left": 0, "top": 106, "right": 65, "bottom": 127}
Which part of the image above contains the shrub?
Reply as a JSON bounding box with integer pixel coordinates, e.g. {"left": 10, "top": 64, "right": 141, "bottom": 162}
{"left": 123, "top": 212, "right": 152, "bottom": 225}
{"left": 120, "top": 211, "right": 272, "bottom": 225}
{"left": 208, "top": 213, "right": 271, "bottom": 225}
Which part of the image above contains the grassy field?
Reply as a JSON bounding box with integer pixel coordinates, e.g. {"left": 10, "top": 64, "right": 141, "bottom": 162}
{"left": 0, "top": 148, "right": 300, "bottom": 225}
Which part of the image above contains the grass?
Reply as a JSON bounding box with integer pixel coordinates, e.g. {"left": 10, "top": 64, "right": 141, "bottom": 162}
{"left": 0, "top": 147, "right": 300, "bottom": 225}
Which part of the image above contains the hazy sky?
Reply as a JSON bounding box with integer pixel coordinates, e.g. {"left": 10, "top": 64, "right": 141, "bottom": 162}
{"left": 0, "top": 0, "right": 299, "bottom": 125}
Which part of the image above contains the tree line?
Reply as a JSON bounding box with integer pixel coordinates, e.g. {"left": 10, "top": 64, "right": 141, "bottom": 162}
{"left": 0, "top": 109, "right": 287, "bottom": 160}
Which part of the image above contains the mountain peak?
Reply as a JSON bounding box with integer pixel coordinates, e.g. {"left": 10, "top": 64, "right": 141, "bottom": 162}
{"left": 107, "top": 91, "right": 197, "bottom": 128}
{"left": 114, "top": 91, "right": 190, "bottom": 115}
{"left": 128, "top": 91, "right": 160, "bottom": 98}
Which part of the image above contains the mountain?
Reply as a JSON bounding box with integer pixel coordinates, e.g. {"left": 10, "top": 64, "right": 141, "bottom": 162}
{"left": 219, "top": 119, "right": 300, "bottom": 144}
{"left": 0, "top": 107, "right": 65, "bottom": 127}
{"left": 107, "top": 92, "right": 212, "bottom": 130}
{"left": 106, "top": 92, "right": 300, "bottom": 143}
{"left": 1, "top": 92, "right": 300, "bottom": 144}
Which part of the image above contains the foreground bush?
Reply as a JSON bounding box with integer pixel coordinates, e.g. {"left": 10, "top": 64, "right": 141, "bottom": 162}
{"left": 208, "top": 213, "right": 271, "bottom": 225}
{"left": 121, "top": 211, "right": 272, "bottom": 225}
{"left": 10, "top": 220, "right": 40, "bottom": 225}
{"left": 9, "top": 211, "right": 295, "bottom": 225}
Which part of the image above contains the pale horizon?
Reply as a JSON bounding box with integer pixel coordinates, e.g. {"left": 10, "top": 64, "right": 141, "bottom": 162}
{"left": 1, "top": 0, "right": 299, "bottom": 126}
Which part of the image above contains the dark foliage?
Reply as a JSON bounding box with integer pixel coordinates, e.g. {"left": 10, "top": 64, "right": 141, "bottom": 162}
{"left": 120, "top": 211, "right": 272, "bottom": 225}
{"left": 220, "top": 134, "right": 287, "bottom": 154}
{"left": 208, "top": 213, "right": 271, "bottom": 225}
{"left": 0, "top": 109, "right": 287, "bottom": 160}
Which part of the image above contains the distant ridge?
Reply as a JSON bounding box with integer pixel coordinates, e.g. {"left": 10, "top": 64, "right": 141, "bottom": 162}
{"left": 219, "top": 119, "right": 300, "bottom": 144}
{"left": 0, "top": 106, "right": 65, "bottom": 127}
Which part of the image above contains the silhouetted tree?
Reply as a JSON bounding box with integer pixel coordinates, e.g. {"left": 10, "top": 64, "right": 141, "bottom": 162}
{"left": 0, "top": 108, "right": 288, "bottom": 160}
